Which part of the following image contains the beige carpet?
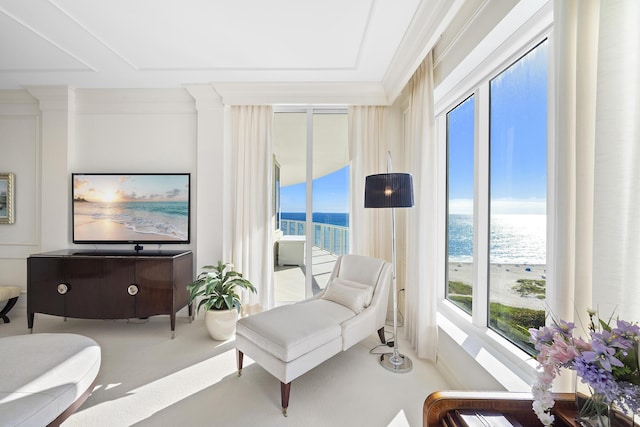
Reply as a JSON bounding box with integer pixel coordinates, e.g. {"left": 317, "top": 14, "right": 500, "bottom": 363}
{"left": 0, "top": 309, "right": 450, "bottom": 427}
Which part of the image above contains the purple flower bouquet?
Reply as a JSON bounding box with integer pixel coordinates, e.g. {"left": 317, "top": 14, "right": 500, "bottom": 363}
{"left": 529, "top": 311, "right": 640, "bottom": 426}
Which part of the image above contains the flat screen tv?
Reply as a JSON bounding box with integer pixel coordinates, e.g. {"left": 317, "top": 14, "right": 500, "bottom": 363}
{"left": 72, "top": 173, "right": 190, "bottom": 244}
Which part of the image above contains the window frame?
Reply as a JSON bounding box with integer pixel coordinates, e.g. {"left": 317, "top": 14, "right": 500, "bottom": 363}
{"left": 434, "top": 4, "right": 554, "bottom": 390}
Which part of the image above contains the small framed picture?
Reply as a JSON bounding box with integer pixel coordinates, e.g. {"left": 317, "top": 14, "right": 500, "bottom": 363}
{"left": 0, "top": 173, "right": 15, "bottom": 224}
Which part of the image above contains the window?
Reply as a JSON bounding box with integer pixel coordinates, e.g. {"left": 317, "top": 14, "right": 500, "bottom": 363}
{"left": 446, "top": 95, "right": 475, "bottom": 314}
{"left": 488, "top": 40, "right": 547, "bottom": 352}
{"left": 444, "top": 39, "right": 548, "bottom": 354}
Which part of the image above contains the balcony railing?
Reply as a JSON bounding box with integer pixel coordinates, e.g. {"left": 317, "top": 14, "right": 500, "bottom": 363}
{"left": 281, "top": 219, "right": 349, "bottom": 256}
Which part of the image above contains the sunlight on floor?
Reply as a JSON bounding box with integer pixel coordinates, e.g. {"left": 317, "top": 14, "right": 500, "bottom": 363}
{"left": 98, "top": 383, "right": 122, "bottom": 391}
{"left": 387, "top": 409, "right": 411, "bottom": 427}
{"left": 69, "top": 348, "right": 251, "bottom": 426}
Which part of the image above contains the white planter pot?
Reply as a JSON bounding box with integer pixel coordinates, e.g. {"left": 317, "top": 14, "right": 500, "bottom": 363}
{"left": 204, "top": 309, "right": 239, "bottom": 341}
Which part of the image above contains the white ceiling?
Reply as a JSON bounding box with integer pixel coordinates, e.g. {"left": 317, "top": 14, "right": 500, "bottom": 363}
{"left": 0, "top": 0, "right": 459, "bottom": 103}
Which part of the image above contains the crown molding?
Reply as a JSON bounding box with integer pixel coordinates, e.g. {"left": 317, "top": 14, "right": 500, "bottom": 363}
{"left": 73, "top": 88, "right": 195, "bottom": 114}
{"left": 183, "top": 84, "right": 223, "bottom": 111}
{"left": 0, "top": 89, "right": 38, "bottom": 104}
{"left": 382, "top": 0, "right": 465, "bottom": 104}
{"left": 212, "top": 82, "right": 388, "bottom": 106}
{"left": 24, "top": 86, "right": 75, "bottom": 112}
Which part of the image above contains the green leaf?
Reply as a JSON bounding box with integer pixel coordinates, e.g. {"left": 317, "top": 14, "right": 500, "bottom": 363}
{"left": 599, "top": 318, "right": 612, "bottom": 332}
{"left": 185, "top": 260, "right": 257, "bottom": 314}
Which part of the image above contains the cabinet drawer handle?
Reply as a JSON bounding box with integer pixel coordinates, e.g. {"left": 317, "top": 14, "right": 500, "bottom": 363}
{"left": 127, "top": 285, "right": 139, "bottom": 296}
{"left": 57, "top": 283, "right": 69, "bottom": 295}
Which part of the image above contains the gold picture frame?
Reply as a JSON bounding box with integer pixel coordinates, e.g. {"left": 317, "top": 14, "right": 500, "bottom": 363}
{"left": 0, "top": 173, "right": 15, "bottom": 224}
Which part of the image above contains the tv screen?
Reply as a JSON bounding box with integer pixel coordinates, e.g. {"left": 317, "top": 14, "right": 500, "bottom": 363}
{"left": 72, "top": 173, "right": 190, "bottom": 244}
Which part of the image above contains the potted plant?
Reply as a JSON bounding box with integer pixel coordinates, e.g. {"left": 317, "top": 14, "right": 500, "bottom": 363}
{"left": 187, "top": 261, "right": 257, "bottom": 340}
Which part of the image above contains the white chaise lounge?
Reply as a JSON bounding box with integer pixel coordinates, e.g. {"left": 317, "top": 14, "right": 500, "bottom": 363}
{"left": 235, "top": 254, "right": 392, "bottom": 415}
{"left": 0, "top": 333, "right": 101, "bottom": 426}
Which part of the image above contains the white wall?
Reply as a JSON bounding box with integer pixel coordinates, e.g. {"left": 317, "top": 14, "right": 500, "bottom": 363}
{"left": 0, "top": 87, "right": 226, "bottom": 311}
{"left": 0, "top": 91, "right": 41, "bottom": 299}
{"left": 71, "top": 89, "right": 198, "bottom": 255}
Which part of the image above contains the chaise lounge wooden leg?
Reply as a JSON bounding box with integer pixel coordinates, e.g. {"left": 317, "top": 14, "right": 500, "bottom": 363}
{"left": 377, "top": 326, "right": 386, "bottom": 344}
{"left": 281, "top": 382, "right": 291, "bottom": 417}
{"left": 237, "top": 350, "right": 244, "bottom": 376}
{"left": 0, "top": 296, "right": 18, "bottom": 323}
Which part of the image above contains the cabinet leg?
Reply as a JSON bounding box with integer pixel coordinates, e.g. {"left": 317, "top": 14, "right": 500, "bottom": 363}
{"left": 170, "top": 313, "right": 176, "bottom": 338}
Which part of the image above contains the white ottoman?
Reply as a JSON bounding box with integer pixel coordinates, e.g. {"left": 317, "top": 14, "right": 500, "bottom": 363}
{"left": 0, "top": 333, "right": 101, "bottom": 426}
{"left": 277, "top": 236, "right": 306, "bottom": 266}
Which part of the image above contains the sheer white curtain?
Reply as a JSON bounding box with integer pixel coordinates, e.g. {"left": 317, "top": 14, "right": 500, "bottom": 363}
{"left": 229, "top": 105, "right": 275, "bottom": 315}
{"left": 591, "top": 0, "right": 640, "bottom": 321}
{"left": 552, "top": 0, "right": 640, "bottom": 325}
{"left": 348, "top": 106, "right": 390, "bottom": 259}
{"left": 349, "top": 55, "right": 439, "bottom": 361}
{"left": 549, "top": 0, "right": 599, "bottom": 324}
{"left": 404, "top": 52, "right": 438, "bottom": 362}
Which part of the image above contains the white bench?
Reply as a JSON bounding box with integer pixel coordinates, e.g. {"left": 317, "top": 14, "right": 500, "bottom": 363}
{"left": 0, "top": 286, "right": 20, "bottom": 323}
{"left": 0, "top": 333, "right": 101, "bottom": 426}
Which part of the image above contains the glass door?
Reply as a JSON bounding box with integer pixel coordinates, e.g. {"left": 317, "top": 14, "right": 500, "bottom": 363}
{"left": 312, "top": 111, "right": 349, "bottom": 293}
{"left": 273, "top": 108, "right": 349, "bottom": 304}
{"left": 273, "top": 112, "right": 307, "bottom": 303}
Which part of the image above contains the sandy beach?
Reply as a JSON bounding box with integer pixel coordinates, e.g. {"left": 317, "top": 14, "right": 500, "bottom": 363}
{"left": 74, "top": 216, "right": 182, "bottom": 241}
{"left": 448, "top": 262, "right": 546, "bottom": 310}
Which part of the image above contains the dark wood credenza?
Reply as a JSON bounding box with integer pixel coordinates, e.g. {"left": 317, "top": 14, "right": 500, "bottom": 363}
{"left": 27, "top": 249, "right": 193, "bottom": 338}
{"left": 424, "top": 391, "right": 636, "bottom": 427}
{"left": 423, "top": 391, "right": 577, "bottom": 427}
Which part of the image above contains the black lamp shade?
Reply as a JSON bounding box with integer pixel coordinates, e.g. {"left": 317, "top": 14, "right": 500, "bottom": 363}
{"left": 364, "top": 173, "right": 414, "bottom": 208}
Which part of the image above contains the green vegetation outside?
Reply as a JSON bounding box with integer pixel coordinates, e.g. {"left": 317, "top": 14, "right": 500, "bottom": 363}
{"left": 447, "top": 279, "right": 546, "bottom": 354}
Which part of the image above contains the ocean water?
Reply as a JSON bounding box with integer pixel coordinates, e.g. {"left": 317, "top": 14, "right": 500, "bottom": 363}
{"left": 448, "top": 213, "right": 546, "bottom": 264}
{"left": 280, "top": 212, "right": 545, "bottom": 264}
{"left": 74, "top": 201, "right": 189, "bottom": 240}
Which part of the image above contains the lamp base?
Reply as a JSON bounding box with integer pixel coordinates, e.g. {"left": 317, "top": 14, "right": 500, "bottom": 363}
{"left": 380, "top": 352, "right": 413, "bottom": 373}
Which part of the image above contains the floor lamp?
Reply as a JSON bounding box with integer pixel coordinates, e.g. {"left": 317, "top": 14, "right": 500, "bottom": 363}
{"left": 364, "top": 156, "right": 414, "bottom": 373}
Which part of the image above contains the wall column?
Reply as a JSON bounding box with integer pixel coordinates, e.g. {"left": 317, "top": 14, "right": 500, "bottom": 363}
{"left": 25, "top": 86, "right": 74, "bottom": 252}
{"left": 184, "top": 85, "right": 225, "bottom": 274}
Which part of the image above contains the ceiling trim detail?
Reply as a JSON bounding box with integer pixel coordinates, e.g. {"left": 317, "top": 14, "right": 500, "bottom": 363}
{"left": 0, "top": 5, "right": 94, "bottom": 72}
{"left": 0, "top": 1, "right": 450, "bottom": 93}
{"left": 47, "top": 0, "right": 139, "bottom": 71}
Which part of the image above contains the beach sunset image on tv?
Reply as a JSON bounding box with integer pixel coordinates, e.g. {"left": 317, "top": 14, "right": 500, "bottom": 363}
{"left": 72, "top": 173, "right": 190, "bottom": 243}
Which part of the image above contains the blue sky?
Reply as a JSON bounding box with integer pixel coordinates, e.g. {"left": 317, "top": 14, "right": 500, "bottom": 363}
{"left": 281, "top": 165, "right": 349, "bottom": 213}
{"left": 448, "top": 40, "right": 548, "bottom": 215}
{"left": 281, "top": 43, "right": 548, "bottom": 217}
